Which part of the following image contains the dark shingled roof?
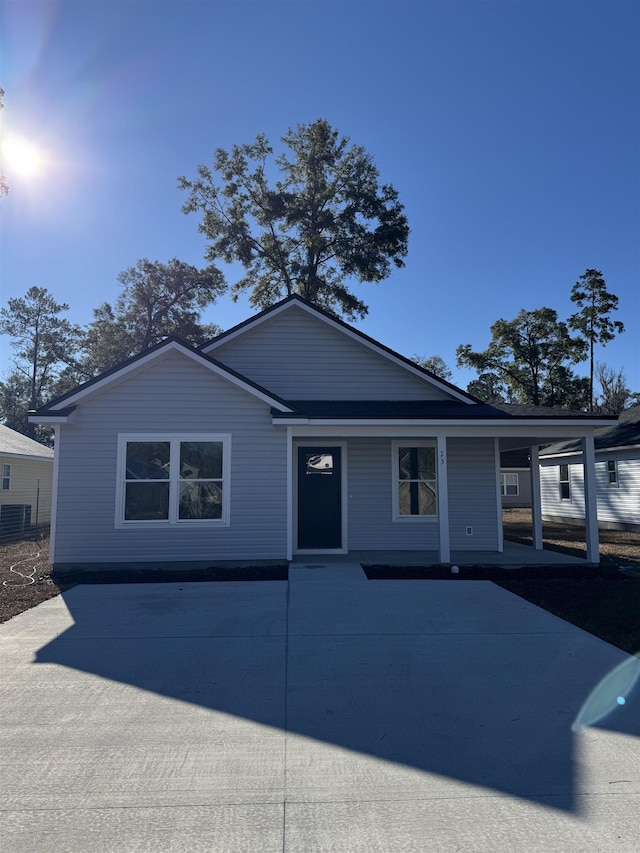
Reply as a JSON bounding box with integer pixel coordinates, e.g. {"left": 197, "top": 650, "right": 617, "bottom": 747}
{"left": 541, "top": 405, "right": 640, "bottom": 456}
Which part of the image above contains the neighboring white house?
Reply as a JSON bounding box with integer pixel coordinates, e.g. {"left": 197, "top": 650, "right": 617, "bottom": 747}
{"left": 500, "top": 449, "right": 532, "bottom": 509}
{"left": 539, "top": 405, "right": 640, "bottom": 532}
{"left": 0, "top": 425, "right": 54, "bottom": 539}
{"left": 29, "top": 295, "right": 616, "bottom": 570}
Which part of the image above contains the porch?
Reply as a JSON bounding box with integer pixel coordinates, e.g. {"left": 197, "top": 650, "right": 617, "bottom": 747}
{"left": 290, "top": 540, "right": 588, "bottom": 568}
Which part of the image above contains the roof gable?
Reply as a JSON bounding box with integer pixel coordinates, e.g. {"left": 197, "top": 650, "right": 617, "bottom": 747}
{"left": 31, "top": 338, "right": 294, "bottom": 419}
{"left": 203, "top": 296, "right": 474, "bottom": 404}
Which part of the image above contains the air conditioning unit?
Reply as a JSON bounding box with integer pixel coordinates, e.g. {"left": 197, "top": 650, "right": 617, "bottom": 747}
{"left": 0, "top": 504, "right": 32, "bottom": 538}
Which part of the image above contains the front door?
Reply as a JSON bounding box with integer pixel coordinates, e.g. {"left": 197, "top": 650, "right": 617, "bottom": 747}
{"left": 297, "top": 446, "right": 342, "bottom": 549}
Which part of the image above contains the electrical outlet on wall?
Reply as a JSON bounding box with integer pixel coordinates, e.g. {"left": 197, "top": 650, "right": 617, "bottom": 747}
{"left": 465, "top": 526, "right": 473, "bottom": 536}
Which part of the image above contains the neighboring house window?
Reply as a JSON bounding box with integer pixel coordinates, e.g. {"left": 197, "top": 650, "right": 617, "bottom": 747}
{"left": 392, "top": 442, "right": 437, "bottom": 519}
{"left": 117, "top": 434, "right": 231, "bottom": 525}
{"left": 607, "top": 459, "right": 618, "bottom": 485}
{"left": 500, "top": 472, "right": 519, "bottom": 496}
{"left": 1, "top": 464, "right": 10, "bottom": 490}
{"left": 559, "top": 464, "right": 570, "bottom": 500}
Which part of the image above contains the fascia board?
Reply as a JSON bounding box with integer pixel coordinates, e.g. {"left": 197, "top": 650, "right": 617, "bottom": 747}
{"left": 272, "top": 416, "right": 612, "bottom": 430}
{"left": 0, "top": 451, "right": 54, "bottom": 462}
{"left": 42, "top": 341, "right": 293, "bottom": 414}
{"left": 541, "top": 442, "right": 640, "bottom": 460}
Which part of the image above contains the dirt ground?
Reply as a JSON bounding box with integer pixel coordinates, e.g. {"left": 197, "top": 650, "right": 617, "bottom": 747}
{"left": 502, "top": 508, "right": 640, "bottom": 567}
{"left": 1, "top": 513, "right": 638, "bottom": 624}
{"left": 0, "top": 536, "right": 64, "bottom": 625}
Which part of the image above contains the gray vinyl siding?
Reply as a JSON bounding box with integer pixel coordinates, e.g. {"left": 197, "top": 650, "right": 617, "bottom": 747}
{"left": 53, "top": 351, "right": 288, "bottom": 564}
{"left": 346, "top": 438, "right": 440, "bottom": 550}
{"left": 500, "top": 468, "right": 532, "bottom": 508}
{"left": 211, "top": 306, "right": 455, "bottom": 401}
{"left": 540, "top": 450, "right": 640, "bottom": 528}
{"left": 447, "top": 438, "right": 500, "bottom": 550}
{"left": 341, "top": 437, "right": 498, "bottom": 551}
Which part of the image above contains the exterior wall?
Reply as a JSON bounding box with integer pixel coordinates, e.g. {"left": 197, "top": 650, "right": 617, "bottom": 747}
{"left": 500, "top": 468, "right": 532, "bottom": 508}
{"left": 0, "top": 456, "right": 53, "bottom": 534}
{"left": 345, "top": 438, "right": 440, "bottom": 551}
{"left": 53, "top": 351, "right": 288, "bottom": 564}
{"left": 447, "top": 438, "right": 500, "bottom": 550}
{"left": 343, "top": 436, "right": 498, "bottom": 552}
{"left": 540, "top": 449, "right": 640, "bottom": 530}
{"left": 211, "top": 305, "right": 454, "bottom": 401}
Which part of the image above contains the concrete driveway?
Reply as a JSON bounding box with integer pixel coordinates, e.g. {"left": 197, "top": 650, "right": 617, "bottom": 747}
{"left": 1, "top": 564, "right": 639, "bottom": 852}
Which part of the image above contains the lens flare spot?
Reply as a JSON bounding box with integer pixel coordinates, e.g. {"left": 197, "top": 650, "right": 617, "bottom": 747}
{"left": 617, "top": 697, "right": 626, "bottom": 706}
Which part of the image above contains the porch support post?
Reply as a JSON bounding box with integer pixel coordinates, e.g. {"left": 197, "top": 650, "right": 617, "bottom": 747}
{"left": 494, "top": 438, "right": 504, "bottom": 552}
{"left": 530, "top": 445, "right": 543, "bottom": 550}
{"left": 436, "top": 434, "right": 450, "bottom": 563}
{"left": 286, "top": 426, "right": 293, "bottom": 561}
{"left": 582, "top": 434, "right": 599, "bottom": 564}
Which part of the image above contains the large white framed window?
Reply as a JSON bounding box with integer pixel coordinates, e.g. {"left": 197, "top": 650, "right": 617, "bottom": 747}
{"left": 392, "top": 441, "right": 437, "bottom": 520}
{"left": 500, "top": 472, "right": 519, "bottom": 496}
{"left": 1, "top": 463, "right": 11, "bottom": 491}
{"left": 116, "top": 434, "right": 231, "bottom": 526}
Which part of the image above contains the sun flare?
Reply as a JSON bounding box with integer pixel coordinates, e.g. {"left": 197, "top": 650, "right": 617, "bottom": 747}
{"left": 1, "top": 135, "right": 43, "bottom": 177}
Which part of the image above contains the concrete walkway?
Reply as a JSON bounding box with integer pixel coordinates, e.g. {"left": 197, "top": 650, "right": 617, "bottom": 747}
{"left": 1, "top": 568, "right": 639, "bottom": 851}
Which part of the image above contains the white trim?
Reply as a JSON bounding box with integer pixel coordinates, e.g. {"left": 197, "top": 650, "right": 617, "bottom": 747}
{"left": 204, "top": 297, "right": 474, "bottom": 403}
{"left": 582, "top": 436, "right": 599, "bottom": 564}
{"left": 29, "top": 412, "right": 76, "bottom": 425}
{"left": 530, "top": 445, "right": 543, "bottom": 550}
{"left": 437, "top": 435, "right": 450, "bottom": 562}
{"left": 49, "top": 426, "right": 60, "bottom": 565}
{"left": 293, "top": 441, "right": 347, "bottom": 554}
{"left": 115, "top": 433, "right": 231, "bottom": 527}
{"left": 44, "top": 341, "right": 293, "bottom": 414}
{"left": 391, "top": 440, "right": 438, "bottom": 522}
{"left": 494, "top": 438, "right": 503, "bottom": 553}
{"left": 286, "top": 427, "right": 293, "bottom": 561}
{"left": 540, "top": 442, "right": 640, "bottom": 460}
{"left": 275, "top": 417, "right": 612, "bottom": 434}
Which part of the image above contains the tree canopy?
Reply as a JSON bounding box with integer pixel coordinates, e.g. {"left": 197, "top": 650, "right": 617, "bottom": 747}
{"left": 412, "top": 355, "right": 452, "bottom": 381}
{"left": 568, "top": 268, "right": 625, "bottom": 411}
{"left": 178, "top": 119, "right": 409, "bottom": 320}
{"left": 457, "top": 307, "right": 589, "bottom": 408}
{"left": 0, "top": 286, "right": 82, "bottom": 438}
{"left": 75, "top": 258, "right": 225, "bottom": 378}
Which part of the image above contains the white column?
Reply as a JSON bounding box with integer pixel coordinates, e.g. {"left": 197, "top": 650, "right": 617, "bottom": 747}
{"left": 494, "top": 438, "right": 504, "bottom": 552}
{"left": 436, "top": 435, "right": 450, "bottom": 563}
{"left": 582, "top": 434, "right": 599, "bottom": 564}
{"left": 286, "top": 427, "right": 293, "bottom": 561}
{"left": 530, "top": 445, "right": 543, "bottom": 550}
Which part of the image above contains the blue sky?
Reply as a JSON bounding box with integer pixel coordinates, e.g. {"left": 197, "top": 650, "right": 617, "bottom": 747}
{"left": 1, "top": 0, "right": 638, "bottom": 394}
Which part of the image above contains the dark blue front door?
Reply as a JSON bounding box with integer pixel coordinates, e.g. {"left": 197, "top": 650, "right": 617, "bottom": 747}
{"left": 297, "top": 446, "right": 342, "bottom": 549}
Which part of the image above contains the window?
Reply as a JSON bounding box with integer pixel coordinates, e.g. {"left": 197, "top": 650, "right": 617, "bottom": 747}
{"left": 559, "top": 464, "right": 570, "bottom": 500}
{"left": 117, "top": 435, "right": 230, "bottom": 525}
{"left": 607, "top": 459, "right": 618, "bottom": 485}
{"left": 500, "top": 472, "right": 519, "bottom": 496}
{"left": 1, "top": 464, "right": 10, "bottom": 491}
{"left": 392, "top": 442, "right": 437, "bottom": 519}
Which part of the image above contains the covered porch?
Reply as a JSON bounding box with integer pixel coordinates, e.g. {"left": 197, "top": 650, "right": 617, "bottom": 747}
{"left": 290, "top": 539, "right": 588, "bottom": 568}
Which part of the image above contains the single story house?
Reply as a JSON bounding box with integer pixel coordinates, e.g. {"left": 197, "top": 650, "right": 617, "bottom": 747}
{"left": 539, "top": 404, "right": 640, "bottom": 532}
{"left": 500, "top": 449, "right": 532, "bottom": 509}
{"left": 30, "top": 296, "right": 616, "bottom": 569}
{"left": 0, "top": 425, "right": 54, "bottom": 539}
